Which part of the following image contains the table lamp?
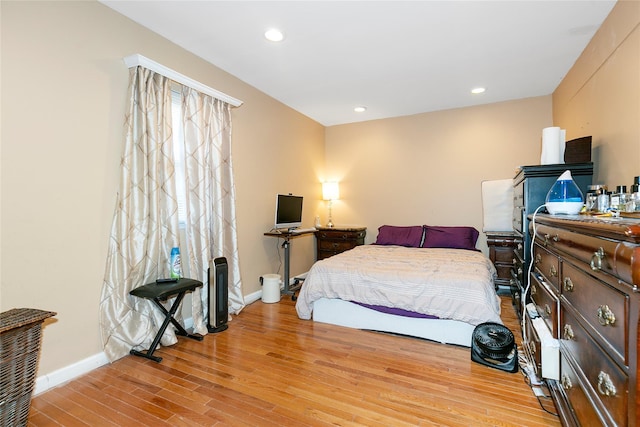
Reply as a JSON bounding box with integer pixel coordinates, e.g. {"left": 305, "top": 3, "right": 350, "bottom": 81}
{"left": 322, "top": 182, "right": 340, "bottom": 228}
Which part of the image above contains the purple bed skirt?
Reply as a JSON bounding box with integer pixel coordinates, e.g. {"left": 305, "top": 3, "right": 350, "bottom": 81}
{"left": 352, "top": 302, "right": 439, "bottom": 319}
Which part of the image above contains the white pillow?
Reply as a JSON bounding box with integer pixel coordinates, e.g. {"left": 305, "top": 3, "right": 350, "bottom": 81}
{"left": 481, "top": 179, "right": 514, "bottom": 232}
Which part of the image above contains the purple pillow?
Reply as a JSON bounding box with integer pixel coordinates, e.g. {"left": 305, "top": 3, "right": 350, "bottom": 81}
{"left": 421, "top": 225, "right": 479, "bottom": 250}
{"left": 374, "top": 225, "right": 424, "bottom": 247}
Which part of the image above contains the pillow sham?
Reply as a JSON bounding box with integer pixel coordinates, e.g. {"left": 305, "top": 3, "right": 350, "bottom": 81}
{"left": 421, "top": 225, "right": 479, "bottom": 250}
{"left": 374, "top": 225, "right": 423, "bottom": 247}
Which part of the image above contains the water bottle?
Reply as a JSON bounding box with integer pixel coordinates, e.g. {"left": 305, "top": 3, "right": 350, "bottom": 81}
{"left": 170, "top": 247, "right": 182, "bottom": 279}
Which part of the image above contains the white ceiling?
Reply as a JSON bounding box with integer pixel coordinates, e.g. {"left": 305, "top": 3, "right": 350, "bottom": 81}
{"left": 101, "top": 1, "right": 617, "bottom": 126}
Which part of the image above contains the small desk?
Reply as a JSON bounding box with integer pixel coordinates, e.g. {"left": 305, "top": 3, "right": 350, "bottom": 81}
{"left": 129, "top": 278, "right": 204, "bottom": 362}
{"left": 263, "top": 229, "right": 315, "bottom": 300}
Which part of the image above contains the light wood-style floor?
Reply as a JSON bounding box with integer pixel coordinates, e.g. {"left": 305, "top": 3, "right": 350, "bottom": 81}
{"left": 28, "top": 296, "right": 560, "bottom": 426}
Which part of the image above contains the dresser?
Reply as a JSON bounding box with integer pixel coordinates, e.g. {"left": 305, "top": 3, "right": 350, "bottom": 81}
{"left": 512, "top": 163, "right": 593, "bottom": 310}
{"left": 486, "top": 232, "right": 520, "bottom": 295}
{"left": 527, "top": 214, "right": 640, "bottom": 426}
{"left": 315, "top": 226, "right": 366, "bottom": 260}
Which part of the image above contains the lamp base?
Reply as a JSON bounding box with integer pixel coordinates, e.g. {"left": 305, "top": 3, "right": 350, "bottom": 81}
{"left": 326, "top": 219, "right": 334, "bottom": 228}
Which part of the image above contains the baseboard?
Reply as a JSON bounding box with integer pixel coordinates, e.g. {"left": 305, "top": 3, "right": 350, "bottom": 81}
{"left": 246, "top": 274, "right": 306, "bottom": 305}
{"left": 34, "top": 315, "right": 196, "bottom": 396}
{"left": 33, "top": 300, "right": 271, "bottom": 396}
{"left": 34, "top": 351, "right": 109, "bottom": 396}
{"left": 244, "top": 290, "right": 261, "bottom": 304}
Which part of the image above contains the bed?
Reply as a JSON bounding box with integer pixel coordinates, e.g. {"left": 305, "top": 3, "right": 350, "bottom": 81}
{"left": 295, "top": 225, "right": 502, "bottom": 347}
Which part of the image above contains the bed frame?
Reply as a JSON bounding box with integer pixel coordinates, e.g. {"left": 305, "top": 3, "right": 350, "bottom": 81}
{"left": 312, "top": 297, "right": 475, "bottom": 347}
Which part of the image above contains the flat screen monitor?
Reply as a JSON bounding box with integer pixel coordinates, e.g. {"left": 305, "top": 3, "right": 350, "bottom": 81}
{"left": 275, "top": 194, "right": 303, "bottom": 230}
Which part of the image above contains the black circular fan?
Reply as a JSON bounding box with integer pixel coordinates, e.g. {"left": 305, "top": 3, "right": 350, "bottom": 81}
{"left": 472, "top": 322, "right": 515, "bottom": 359}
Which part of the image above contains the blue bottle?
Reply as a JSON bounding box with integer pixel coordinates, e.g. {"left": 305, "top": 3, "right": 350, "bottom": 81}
{"left": 170, "top": 247, "right": 182, "bottom": 279}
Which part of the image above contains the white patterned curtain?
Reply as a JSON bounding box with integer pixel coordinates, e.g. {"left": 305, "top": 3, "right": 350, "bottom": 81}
{"left": 100, "top": 66, "right": 244, "bottom": 362}
{"left": 181, "top": 86, "right": 245, "bottom": 334}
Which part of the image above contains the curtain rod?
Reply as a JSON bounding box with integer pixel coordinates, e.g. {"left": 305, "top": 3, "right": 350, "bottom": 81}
{"left": 123, "top": 54, "right": 243, "bottom": 107}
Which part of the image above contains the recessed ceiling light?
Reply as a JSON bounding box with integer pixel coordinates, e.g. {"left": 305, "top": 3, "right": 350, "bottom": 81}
{"left": 264, "top": 28, "right": 284, "bottom": 42}
{"left": 354, "top": 106, "right": 367, "bottom": 113}
{"left": 471, "top": 87, "right": 486, "bottom": 94}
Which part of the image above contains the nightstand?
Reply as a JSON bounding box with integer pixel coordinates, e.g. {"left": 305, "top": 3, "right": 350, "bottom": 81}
{"left": 315, "top": 226, "right": 366, "bottom": 260}
{"left": 485, "top": 232, "right": 519, "bottom": 295}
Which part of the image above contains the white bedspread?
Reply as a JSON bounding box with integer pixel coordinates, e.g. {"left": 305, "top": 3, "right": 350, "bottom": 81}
{"left": 296, "top": 245, "right": 501, "bottom": 325}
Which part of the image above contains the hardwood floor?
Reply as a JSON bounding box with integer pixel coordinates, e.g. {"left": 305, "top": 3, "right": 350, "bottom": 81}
{"left": 28, "top": 296, "right": 560, "bottom": 426}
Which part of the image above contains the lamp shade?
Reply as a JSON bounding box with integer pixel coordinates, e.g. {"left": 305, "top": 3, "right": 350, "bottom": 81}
{"left": 322, "top": 182, "right": 340, "bottom": 201}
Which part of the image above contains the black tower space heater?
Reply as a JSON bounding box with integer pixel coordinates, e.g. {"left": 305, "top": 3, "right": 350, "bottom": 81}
{"left": 207, "top": 257, "right": 229, "bottom": 333}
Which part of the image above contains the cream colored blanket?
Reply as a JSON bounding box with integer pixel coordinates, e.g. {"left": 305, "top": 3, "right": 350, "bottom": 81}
{"left": 295, "top": 245, "right": 501, "bottom": 325}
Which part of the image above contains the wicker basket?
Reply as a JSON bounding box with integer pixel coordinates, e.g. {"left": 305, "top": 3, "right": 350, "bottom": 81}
{"left": 1, "top": 308, "right": 56, "bottom": 426}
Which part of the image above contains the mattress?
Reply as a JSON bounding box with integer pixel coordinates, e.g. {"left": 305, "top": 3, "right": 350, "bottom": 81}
{"left": 296, "top": 245, "right": 501, "bottom": 326}
{"left": 312, "top": 298, "right": 476, "bottom": 347}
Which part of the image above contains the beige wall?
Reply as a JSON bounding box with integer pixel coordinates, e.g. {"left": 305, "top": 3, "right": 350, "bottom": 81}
{"left": 1, "top": 1, "right": 323, "bottom": 375}
{"left": 553, "top": 0, "right": 640, "bottom": 187}
{"left": 324, "top": 96, "right": 552, "bottom": 252}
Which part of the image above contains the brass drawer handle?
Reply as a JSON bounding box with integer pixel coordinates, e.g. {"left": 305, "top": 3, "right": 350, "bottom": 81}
{"left": 552, "top": 234, "right": 559, "bottom": 242}
{"left": 517, "top": 243, "right": 523, "bottom": 251}
{"left": 549, "top": 265, "right": 557, "bottom": 278}
{"left": 528, "top": 341, "right": 536, "bottom": 355}
{"left": 563, "top": 324, "right": 575, "bottom": 341}
{"left": 561, "top": 374, "right": 573, "bottom": 390}
{"left": 543, "top": 234, "right": 550, "bottom": 247}
{"left": 597, "top": 372, "right": 617, "bottom": 397}
{"left": 531, "top": 285, "right": 537, "bottom": 296}
{"left": 512, "top": 258, "right": 517, "bottom": 265}
{"left": 597, "top": 305, "right": 616, "bottom": 326}
{"left": 544, "top": 304, "right": 552, "bottom": 316}
{"left": 563, "top": 277, "right": 574, "bottom": 292}
{"left": 590, "top": 247, "right": 606, "bottom": 271}
{"left": 535, "top": 254, "right": 542, "bottom": 265}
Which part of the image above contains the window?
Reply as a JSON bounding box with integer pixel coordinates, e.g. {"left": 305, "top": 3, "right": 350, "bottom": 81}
{"left": 171, "top": 87, "right": 187, "bottom": 226}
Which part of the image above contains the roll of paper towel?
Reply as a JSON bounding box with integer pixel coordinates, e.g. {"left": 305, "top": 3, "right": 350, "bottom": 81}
{"left": 540, "top": 127, "right": 566, "bottom": 165}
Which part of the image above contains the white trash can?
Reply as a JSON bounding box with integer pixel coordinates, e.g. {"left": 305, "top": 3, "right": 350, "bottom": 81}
{"left": 261, "top": 274, "right": 281, "bottom": 303}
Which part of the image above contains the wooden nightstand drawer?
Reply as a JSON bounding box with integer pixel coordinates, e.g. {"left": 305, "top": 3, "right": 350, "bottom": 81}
{"left": 493, "top": 246, "right": 514, "bottom": 264}
{"left": 318, "top": 239, "right": 355, "bottom": 252}
{"left": 316, "top": 230, "right": 366, "bottom": 241}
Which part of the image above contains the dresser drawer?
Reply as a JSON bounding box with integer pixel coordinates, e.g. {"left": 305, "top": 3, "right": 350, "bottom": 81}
{"left": 560, "top": 353, "right": 604, "bottom": 426}
{"left": 561, "top": 260, "right": 628, "bottom": 363}
{"left": 533, "top": 243, "right": 560, "bottom": 293}
{"left": 560, "top": 307, "right": 628, "bottom": 426}
{"left": 514, "top": 238, "right": 525, "bottom": 264}
{"left": 513, "top": 207, "right": 524, "bottom": 234}
{"left": 512, "top": 251, "right": 524, "bottom": 289}
{"left": 530, "top": 272, "right": 558, "bottom": 338}
{"left": 533, "top": 223, "right": 638, "bottom": 286}
{"left": 523, "top": 312, "right": 542, "bottom": 375}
